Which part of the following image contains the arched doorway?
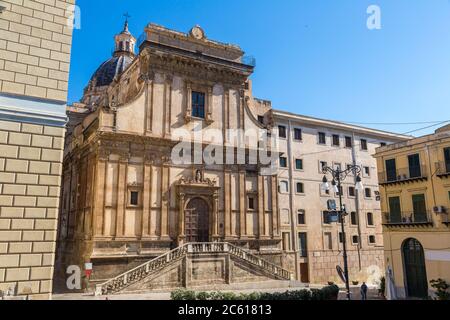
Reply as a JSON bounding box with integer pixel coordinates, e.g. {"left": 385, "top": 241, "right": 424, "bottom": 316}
{"left": 185, "top": 198, "right": 210, "bottom": 243}
{"left": 402, "top": 238, "right": 428, "bottom": 298}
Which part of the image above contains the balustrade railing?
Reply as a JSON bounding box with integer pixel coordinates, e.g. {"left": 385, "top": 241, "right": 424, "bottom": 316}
{"left": 96, "top": 242, "right": 291, "bottom": 295}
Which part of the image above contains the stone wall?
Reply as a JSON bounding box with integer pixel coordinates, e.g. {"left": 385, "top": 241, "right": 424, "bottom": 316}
{"left": 0, "top": 0, "right": 74, "bottom": 102}
{"left": 0, "top": 0, "right": 74, "bottom": 300}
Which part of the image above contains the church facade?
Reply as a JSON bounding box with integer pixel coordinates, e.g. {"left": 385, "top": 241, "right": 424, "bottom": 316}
{"left": 56, "top": 22, "right": 409, "bottom": 289}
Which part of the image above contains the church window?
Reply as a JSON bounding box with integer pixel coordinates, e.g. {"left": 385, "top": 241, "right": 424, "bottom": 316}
{"left": 130, "top": 191, "right": 139, "bottom": 206}
{"left": 192, "top": 91, "right": 205, "bottom": 118}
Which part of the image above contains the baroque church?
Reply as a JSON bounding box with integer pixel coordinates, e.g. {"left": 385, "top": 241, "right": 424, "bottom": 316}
{"left": 56, "top": 21, "right": 290, "bottom": 293}
{"left": 57, "top": 20, "right": 407, "bottom": 294}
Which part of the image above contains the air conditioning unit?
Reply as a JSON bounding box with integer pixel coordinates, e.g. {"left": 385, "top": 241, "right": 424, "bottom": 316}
{"left": 433, "top": 206, "right": 447, "bottom": 214}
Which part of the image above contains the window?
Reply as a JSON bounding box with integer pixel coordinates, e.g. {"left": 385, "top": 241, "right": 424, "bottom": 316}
{"left": 130, "top": 191, "right": 139, "bottom": 206}
{"left": 360, "top": 139, "right": 368, "bottom": 151}
{"left": 369, "top": 235, "right": 376, "bottom": 244}
{"left": 345, "top": 136, "right": 352, "bottom": 148}
{"left": 298, "top": 232, "right": 308, "bottom": 257}
{"left": 350, "top": 212, "right": 357, "bottom": 225}
{"left": 324, "top": 232, "right": 333, "bottom": 250}
{"left": 323, "top": 211, "right": 331, "bottom": 224}
{"left": 279, "top": 181, "right": 289, "bottom": 193}
{"left": 282, "top": 232, "right": 291, "bottom": 251}
{"left": 320, "top": 161, "right": 327, "bottom": 172}
{"left": 380, "top": 142, "right": 387, "bottom": 147}
{"left": 295, "top": 159, "right": 303, "bottom": 170}
{"left": 388, "top": 196, "right": 402, "bottom": 223}
{"left": 248, "top": 196, "right": 255, "bottom": 210}
{"left": 192, "top": 91, "right": 205, "bottom": 118}
{"left": 445, "top": 147, "right": 450, "bottom": 173}
{"left": 279, "top": 156, "right": 288, "bottom": 168}
{"left": 385, "top": 159, "right": 397, "bottom": 182}
{"left": 336, "top": 185, "right": 343, "bottom": 196}
{"left": 318, "top": 132, "right": 326, "bottom": 144}
{"left": 363, "top": 166, "right": 370, "bottom": 177}
{"left": 296, "top": 182, "right": 304, "bottom": 194}
{"left": 412, "top": 194, "right": 427, "bottom": 222}
{"left": 348, "top": 186, "right": 355, "bottom": 197}
{"left": 339, "top": 232, "right": 344, "bottom": 243}
{"left": 367, "top": 212, "right": 374, "bottom": 226}
{"left": 297, "top": 210, "right": 306, "bottom": 225}
{"left": 408, "top": 153, "right": 421, "bottom": 178}
{"left": 352, "top": 235, "right": 359, "bottom": 245}
{"left": 278, "top": 125, "right": 287, "bottom": 138}
{"left": 294, "top": 128, "right": 302, "bottom": 141}
{"left": 333, "top": 163, "right": 342, "bottom": 171}
{"left": 332, "top": 134, "right": 340, "bottom": 146}
{"left": 258, "top": 116, "right": 264, "bottom": 124}
{"left": 364, "top": 188, "right": 372, "bottom": 198}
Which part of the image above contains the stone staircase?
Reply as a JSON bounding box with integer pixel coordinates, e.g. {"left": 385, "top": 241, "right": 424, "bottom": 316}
{"left": 95, "top": 242, "right": 292, "bottom": 295}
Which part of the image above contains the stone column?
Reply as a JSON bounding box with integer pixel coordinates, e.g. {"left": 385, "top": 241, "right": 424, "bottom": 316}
{"left": 239, "top": 169, "right": 246, "bottom": 238}
{"left": 206, "top": 86, "right": 213, "bottom": 124}
{"left": 212, "top": 190, "right": 220, "bottom": 240}
{"left": 93, "top": 153, "right": 107, "bottom": 238}
{"left": 178, "top": 192, "right": 186, "bottom": 245}
{"left": 144, "top": 72, "right": 154, "bottom": 134}
{"left": 271, "top": 175, "right": 279, "bottom": 238}
{"left": 258, "top": 174, "right": 265, "bottom": 238}
{"left": 142, "top": 157, "right": 153, "bottom": 238}
{"left": 164, "top": 75, "right": 172, "bottom": 137}
{"left": 185, "top": 81, "right": 192, "bottom": 123}
{"left": 115, "top": 154, "right": 128, "bottom": 238}
{"left": 224, "top": 169, "right": 232, "bottom": 238}
{"left": 160, "top": 160, "right": 170, "bottom": 239}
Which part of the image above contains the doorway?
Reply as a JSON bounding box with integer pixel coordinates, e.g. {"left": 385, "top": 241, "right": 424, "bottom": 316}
{"left": 402, "top": 238, "right": 428, "bottom": 298}
{"left": 185, "top": 198, "right": 210, "bottom": 243}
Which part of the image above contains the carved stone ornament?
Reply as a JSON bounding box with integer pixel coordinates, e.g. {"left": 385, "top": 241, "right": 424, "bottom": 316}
{"left": 189, "top": 25, "right": 206, "bottom": 40}
{"left": 178, "top": 169, "right": 216, "bottom": 187}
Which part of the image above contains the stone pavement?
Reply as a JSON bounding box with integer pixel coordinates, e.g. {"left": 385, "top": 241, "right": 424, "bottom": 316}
{"left": 52, "top": 285, "right": 384, "bottom": 301}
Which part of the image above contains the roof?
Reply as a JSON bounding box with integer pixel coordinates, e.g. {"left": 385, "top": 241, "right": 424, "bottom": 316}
{"left": 88, "top": 55, "right": 133, "bottom": 88}
{"left": 273, "top": 109, "right": 412, "bottom": 141}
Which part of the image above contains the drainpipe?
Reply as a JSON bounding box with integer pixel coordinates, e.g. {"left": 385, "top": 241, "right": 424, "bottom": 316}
{"left": 351, "top": 132, "right": 363, "bottom": 270}
{"left": 287, "top": 120, "right": 299, "bottom": 280}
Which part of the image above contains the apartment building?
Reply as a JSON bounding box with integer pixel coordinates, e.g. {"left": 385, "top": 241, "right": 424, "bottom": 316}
{"left": 0, "top": 0, "right": 75, "bottom": 299}
{"left": 375, "top": 125, "right": 450, "bottom": 299}
{"left": 274, "top": 110, "right": 409, "bottom": 284}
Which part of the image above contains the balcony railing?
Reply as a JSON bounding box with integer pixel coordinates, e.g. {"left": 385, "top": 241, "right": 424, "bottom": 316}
{"left": 378, "top": 166, "right": 428, "bottom": 185}
{"left": 383, "top": 210, "right": 433, "bottom": 226}
{"left": 436, "top": 161, "right": 450, "bottom": 177}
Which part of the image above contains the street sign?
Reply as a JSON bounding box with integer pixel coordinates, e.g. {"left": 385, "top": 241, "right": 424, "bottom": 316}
{"left": 324, "top": 211, "right": 340, "bottom": 223}
{"left": 85, "top": 263, "right": 93, "bottom": 270}
{"left": 336, "top": 265, "right": 346, "bottom": 283}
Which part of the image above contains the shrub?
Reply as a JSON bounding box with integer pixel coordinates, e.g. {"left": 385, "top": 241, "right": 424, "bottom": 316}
{"left": 430, "top": 279, "right": 450, "bottom": 300}
{"left": 171, "top": 285, "right": 340, "bottom": 301}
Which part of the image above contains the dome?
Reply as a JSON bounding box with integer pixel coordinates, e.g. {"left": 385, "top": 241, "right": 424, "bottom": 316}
{"left": 88, "top": 54, "right": 133, "bottom": 88}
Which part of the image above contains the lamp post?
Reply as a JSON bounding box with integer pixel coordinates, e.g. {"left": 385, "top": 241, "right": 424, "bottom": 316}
{"left": 321, "top": 165, "right": 364, "bottom": 300}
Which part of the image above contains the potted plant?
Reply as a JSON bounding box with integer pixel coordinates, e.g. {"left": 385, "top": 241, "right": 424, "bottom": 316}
{"left": 430, "top": 279, "right": 450, "bottom": 300}
{"left": 352, "top": 281, "right": 359, "bottom": 286}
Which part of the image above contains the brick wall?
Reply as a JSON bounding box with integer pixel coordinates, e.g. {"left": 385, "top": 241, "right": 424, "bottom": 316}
{"left": 0, "top": 0, "right": 74, "bottom": 300}
{"left": 0, "top": 0, "right": 75, "bottom": 102}
{"left": 0, "top": 120, "right": 65, "bottom": 299}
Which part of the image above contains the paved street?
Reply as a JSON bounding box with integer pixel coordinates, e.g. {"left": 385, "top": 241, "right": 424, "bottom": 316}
{"left": 53, "top": 285, "right": 383, "bottom": 301}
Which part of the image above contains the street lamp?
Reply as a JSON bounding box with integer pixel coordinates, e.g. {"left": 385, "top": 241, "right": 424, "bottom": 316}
{"left": 321, "top": 165, "right": 363, "bottom": 300}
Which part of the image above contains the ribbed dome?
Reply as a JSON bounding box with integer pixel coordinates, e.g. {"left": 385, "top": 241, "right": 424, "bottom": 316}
{"left": 89, "top": 54, "right": 133, "bottom": 88}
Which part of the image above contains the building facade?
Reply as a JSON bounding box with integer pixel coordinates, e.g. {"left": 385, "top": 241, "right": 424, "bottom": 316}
{"left": 274, "top": 111, "right": 409, "bottom": 284}
{"left": 0, "top": 0, "right": 75, "bottom": 299}
{"left": 375, "top": 125, "right": 450, "bottom": 299}
{"left": 57, "top": 22, "right": 408, "bottom": 290}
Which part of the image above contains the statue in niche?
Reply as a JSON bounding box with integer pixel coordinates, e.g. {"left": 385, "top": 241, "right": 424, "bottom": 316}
{"left": 195, "top": 170, "right": 203, "bottom": 183}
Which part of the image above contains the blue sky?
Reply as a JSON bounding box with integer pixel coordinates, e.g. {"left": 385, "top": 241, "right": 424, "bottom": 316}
{"left": 69, "top": 0, "right": 450, "bottom": 136}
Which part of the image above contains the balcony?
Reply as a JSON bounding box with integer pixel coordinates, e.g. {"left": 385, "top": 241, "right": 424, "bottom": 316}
{"left": 435, "top": 161, "right": 450, "bottom": 178}
{"left": 383, "top": 211, "right": 433, "bottom": 227}
{"left": 378, "top": 166, "right": 428, "bottom": 186}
